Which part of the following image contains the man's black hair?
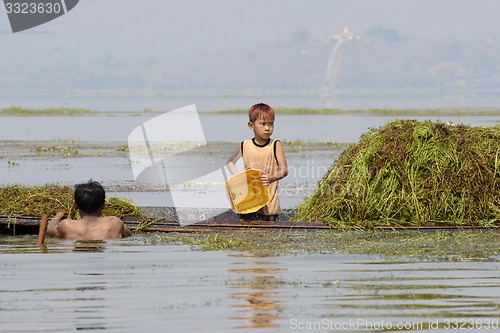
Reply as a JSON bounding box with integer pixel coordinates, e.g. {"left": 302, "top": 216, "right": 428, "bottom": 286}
{"left": 74, "top": 180, "right": 106, "bottom": 214}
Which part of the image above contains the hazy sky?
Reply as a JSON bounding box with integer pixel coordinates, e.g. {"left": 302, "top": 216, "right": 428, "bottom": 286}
{"left": 2, "top": 0, "right": 499, "bottom": 58}
{"left": 2, "top": 0, "right": 500, "bottom": 106}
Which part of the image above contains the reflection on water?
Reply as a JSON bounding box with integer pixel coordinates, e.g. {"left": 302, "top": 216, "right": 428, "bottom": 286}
{"left": 0, "top": 236, "right": 498, "bottom": 332}
{"left": 227, "top": 252, "right": 286, "bottom": 329}
{"left": 73, "top": 282, "right": 110, "bottom": 332}
{"left": 288, "top": 259, "right": 500, "bottom": 331}
{"left": 74, "top": 240, "right": 107, "bottom": 253}
{"left": 0, "top": 236, "right": 108, "bottom": 254}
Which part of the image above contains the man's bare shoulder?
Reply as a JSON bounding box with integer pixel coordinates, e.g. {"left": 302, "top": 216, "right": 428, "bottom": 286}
{"left": 100, "top": 216, "right": 130, "bottom": 238}
{"left": 99, "top": 216, "right": 123, "bottom": 224}
{"left": 57, "top": 218, "right": 79, "bottom": 230}
{"left": 55, "top": 218, "right": 84, "bottom": 239}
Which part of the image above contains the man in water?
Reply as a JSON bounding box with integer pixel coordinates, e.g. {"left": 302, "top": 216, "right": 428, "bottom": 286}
{"left": 47, "top": 180, "right": 131, "bottom": 240}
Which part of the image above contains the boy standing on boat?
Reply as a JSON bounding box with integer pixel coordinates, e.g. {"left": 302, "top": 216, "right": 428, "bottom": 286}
{"left": 47, "top": 180, "right": 131, "bottom": 240}
{"left": 227, "top": 103, "right": 288, "bottom": 221}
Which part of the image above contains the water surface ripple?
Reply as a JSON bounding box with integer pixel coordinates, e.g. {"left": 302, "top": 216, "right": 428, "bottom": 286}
{"left": 0, "top": 237, "right": 498, "bottom": 332}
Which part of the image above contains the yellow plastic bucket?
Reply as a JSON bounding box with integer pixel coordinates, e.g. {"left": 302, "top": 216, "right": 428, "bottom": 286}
{"left": 226, "top": 169, "right": 270, "bottom": 214}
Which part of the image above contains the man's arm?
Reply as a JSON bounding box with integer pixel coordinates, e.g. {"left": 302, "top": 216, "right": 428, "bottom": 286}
{"left": 46, "top": 211, "right": 67, "bottom": 238}
{"left": 121, "top": 221, "right": 131, "bottom": 238}
{"left": 109, "top": 216, "right": 131, "bottom": 238}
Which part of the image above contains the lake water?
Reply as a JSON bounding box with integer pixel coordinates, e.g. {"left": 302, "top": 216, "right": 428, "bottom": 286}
{"left": 1, "top": 101, "right": 499, "bottom": 332}
{"left": 0, "top": 114, "right": 498, "bottom": 143}
{"left": 0, "top": 235, "right": 499, "bottom": 333}
{"left": 3, "top": 92, "right": 500, "bottom": 112}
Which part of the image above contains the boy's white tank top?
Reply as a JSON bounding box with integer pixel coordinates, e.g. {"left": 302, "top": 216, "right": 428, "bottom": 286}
{"left": 241, "top": 138, "right": 280, "bottom": 215}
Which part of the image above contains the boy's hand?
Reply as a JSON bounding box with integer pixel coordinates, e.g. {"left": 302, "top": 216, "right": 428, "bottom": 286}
{"left": 261, "top": 172, "right": 271, "bottom": 186}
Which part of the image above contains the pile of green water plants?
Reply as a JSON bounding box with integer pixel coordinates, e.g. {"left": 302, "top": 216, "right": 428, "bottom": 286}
{"left": 0, "top": 184, "right": 140, "bottom": 219}
{"left": 295, "top": 120, "right": 500, "bottom": 228}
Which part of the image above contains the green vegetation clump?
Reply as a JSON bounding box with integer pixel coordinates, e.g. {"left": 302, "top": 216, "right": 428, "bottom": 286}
{"left": 295, "top": 120, "right": 500, "bottom": 228}
{"left": 0, "top": 184, "right": 140, "bottom": 218}
{"left": 35, "top": 145, "right": 79, "bottom": 156}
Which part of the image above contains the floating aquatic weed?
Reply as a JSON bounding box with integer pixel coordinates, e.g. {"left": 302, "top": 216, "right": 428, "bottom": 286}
{"left": 149, "top": 229, "right": 499, "bottom": 260}
{"left": 103, "top": 197, "right": 141, "bottom": 218}
{"left": 295, "top": 120, "right": 500, "bottom": 228}
{"left": 34, "top": 145, "right": 79, "bottom": 156}
{"left": 191, "top": 233, "right": 250, "bottom": 251}
{"left": 0, "top": 184, "right": 140, "bottom": 219}
{"left": 131, "top": 217, "right": 167, "bottom": 234}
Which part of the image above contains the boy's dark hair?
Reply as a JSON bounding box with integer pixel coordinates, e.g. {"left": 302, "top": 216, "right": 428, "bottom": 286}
{"left": 74, "top": 180, "right": 106, "bottom": 214}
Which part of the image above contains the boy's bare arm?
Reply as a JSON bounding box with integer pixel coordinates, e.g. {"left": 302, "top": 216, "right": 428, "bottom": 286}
{"left": 275, "top": 141, "right": 289, "bottom": 178}
{"left": 226, "top": 145, "right": 242, "bottom": 175}
{"left": 262, "top": 141, "right": 288, "bottom": 185}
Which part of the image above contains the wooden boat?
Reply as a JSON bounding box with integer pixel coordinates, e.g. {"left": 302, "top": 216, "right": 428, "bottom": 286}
{"left": 1, "top": 214, "right": 496, "bottom": 235}
{"left": 0, "top": 215, "right": 330, "bottom": 235}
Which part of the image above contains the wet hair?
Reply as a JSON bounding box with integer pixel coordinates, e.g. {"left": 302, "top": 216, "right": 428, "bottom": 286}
{"left": 74, "top": 180, "right": 106, "bottom": 214}
{"left": 248, "top": 103, "right": 275, "bottom": 123}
